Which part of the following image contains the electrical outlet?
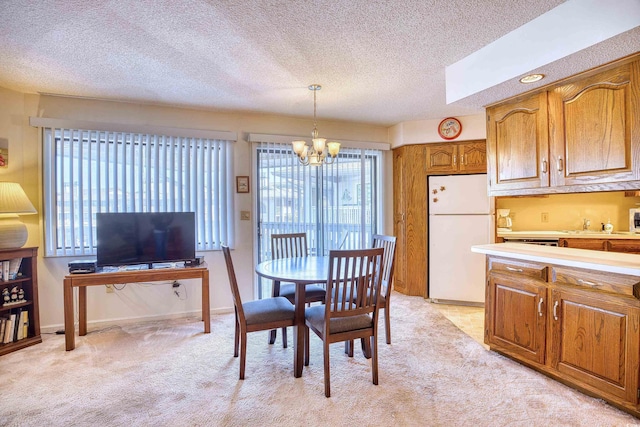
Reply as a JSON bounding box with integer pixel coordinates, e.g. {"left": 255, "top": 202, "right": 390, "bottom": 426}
{"left": 541, "top": 212, "right": 549, "bottom": 223}
{"left": 105, "top": 284, "right": 114, "bottom": 293}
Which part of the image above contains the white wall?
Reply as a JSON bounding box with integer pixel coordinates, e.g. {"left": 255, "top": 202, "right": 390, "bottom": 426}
{"left": 0, "top": 89, "right": 390, "bottom": 332}
{"left": 389, "top": 113, "right": 486, "bottom": 147}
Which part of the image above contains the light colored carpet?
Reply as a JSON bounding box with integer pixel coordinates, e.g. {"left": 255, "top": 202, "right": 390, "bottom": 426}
{"left": 0, "top": 292, "right": 636, "bottom": 426}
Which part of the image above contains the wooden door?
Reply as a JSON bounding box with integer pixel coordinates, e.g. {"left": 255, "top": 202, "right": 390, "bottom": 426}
{"left": 459, "top": 140, "right": 487, "bottom": 173}
{"left": 487, "top": 92, "right": 549, "bottom": 193}
{"left": 425, "top": 143, "right": 457, "bottom": 173}
{"left": 548, "top": 60, "right": 640, "bottom": 186}
{"left": 392, "top": 147, "right": 407, "bottom": 294}
{"left": 487, "top": 273, "right": 547, "bottom": 365}
{"left": 549, "top": 287, "right": 640, "bottom": 404}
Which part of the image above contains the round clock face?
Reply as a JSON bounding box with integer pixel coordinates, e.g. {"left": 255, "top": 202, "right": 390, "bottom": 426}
{"left": 438, "top": 117, "right": 462, "bottom": 140}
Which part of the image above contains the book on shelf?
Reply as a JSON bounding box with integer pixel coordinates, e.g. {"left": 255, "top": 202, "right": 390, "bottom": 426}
{"left": 15, "top": 308, "right": 23, "bottom": 341}
{"left": 20, "top": 310, "right": 28, "bottom": 339}
{"left": 1, "top": 261, "right": 8, "bottom": 282}
{"left": 3, "top": 313, "right": 15, "bottom": 343}
{"left": 0, "top": 316, "right": 6, "bottom": 342}
{"left": 8, "top": 258, "right": 22, "bottom": 280}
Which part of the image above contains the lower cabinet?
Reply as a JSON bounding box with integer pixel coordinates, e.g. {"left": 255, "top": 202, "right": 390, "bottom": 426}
{"left": 558, "top": 237, "right": 640, "bottom": 254}
{"left": 486, "top": 255, "right": 640, "bottom": 416}
{"left": 549, "top": 287, "right": 640, "bottom": 404}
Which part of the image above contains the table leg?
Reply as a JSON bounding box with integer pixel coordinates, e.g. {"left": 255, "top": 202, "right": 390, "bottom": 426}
{"left": 294, "top": 281, "right": 306, "bottom": 377}
{"left": 269, "top": 280, "right": 281, "bottom": 345}
{"left": 202, "top": 270, "right": 211, "bottom": 333}
{"left": 78, "top": 286, "right": 87, "bottom": 336}
{"left": 63, "top": 278, "right": 75, "bottom": 351}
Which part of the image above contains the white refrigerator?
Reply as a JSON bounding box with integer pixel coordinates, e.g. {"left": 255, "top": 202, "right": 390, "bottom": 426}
{"left": 428, "top": 174, "right": 494, "bottom": 304}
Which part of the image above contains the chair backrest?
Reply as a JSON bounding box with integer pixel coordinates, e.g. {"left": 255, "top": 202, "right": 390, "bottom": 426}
{"left": 222, "top": 245, "right": 246, "bottom": 324}
{"left": 372, "top": 234, "right": 397, "bottom": 298}
{"left": 326, "top": 247, "right": 384, "bottom": 322}
{"left": 271, "top": 233, "right": 308, "bottom": 259}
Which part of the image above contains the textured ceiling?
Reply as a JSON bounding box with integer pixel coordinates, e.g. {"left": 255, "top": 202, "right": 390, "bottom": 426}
{"left": 0, "top": 0, "right": 639, "bottom": 126}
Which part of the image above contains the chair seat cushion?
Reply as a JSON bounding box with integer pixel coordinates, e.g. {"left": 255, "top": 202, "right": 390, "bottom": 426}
{"left": 305, "top": 304, "right": 372, "bottom": 334}
{"left": 279, "top": 283, "right": 326, "bottom": 302}
{"left": 243, "top": 297, "right": 295, "bottom": 325}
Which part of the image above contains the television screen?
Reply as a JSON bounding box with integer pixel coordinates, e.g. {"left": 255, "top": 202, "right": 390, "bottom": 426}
{"left": 96, "top": 212, "right": 196, "bottom": 267}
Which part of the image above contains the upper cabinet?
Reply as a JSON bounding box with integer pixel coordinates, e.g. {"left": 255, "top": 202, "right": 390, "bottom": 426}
{"left": 426, "top": 140, "right": 486, "bottom": 174}
{"left": 487, "top": 55, "right": 640, "bottom": 196}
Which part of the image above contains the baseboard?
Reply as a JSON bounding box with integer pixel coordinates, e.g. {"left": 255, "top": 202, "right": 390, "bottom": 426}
{"left": 41, "top": 307, "right": 234, "bottom": 334}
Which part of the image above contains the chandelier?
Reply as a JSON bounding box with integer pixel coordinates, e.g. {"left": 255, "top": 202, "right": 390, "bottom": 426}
{"left": 292, "top": 84, "right": 340, "bottom": 166}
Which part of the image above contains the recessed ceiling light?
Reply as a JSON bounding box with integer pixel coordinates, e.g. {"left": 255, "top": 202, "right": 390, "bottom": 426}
{"left": 519, "top": 74, "right": 545, "bottom": 84}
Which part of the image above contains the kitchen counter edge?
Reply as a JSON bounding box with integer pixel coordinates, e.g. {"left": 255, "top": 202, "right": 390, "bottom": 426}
{"left": 471, "top": 243, "right": 640, "bottom": 276}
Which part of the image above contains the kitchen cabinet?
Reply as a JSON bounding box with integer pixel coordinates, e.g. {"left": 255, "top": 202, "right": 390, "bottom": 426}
{"left": 425, "top": 140, "right": 486, "bottom": 174}
{"left": 483, "top": 250, "right": 640, "bottom": 417}
{"left": 393, "top": 145, "right": 427, "bottom": 297}
{"left": 487, "top": 54, "right": 640, "bottom": 196}
{"left": 558, "top": 238, "right": 640, "bottom": 254}
{"left": 486, "top": 257, "right": 548, "bottom": 365}
{"left": 550, "top": 266, "right": 640, "bottom": 405}
{"left": 0, "top": 247, "right": 40, "bottom": 356}
{"left": 486, "top": 92, "right": 549, "bottom": 192}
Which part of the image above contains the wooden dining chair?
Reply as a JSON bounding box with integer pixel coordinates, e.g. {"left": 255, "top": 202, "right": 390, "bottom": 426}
{"left": 221, "top": 245, "right": 295, "bottom": 380}
{"left": 372, "top": 234, "right": 397, "bottom": 345}
{"left": 269, "top": 232, "right": 326, "bottom": 348}
{"left": 304, "top": 247, "right": 384, "bottom": 397}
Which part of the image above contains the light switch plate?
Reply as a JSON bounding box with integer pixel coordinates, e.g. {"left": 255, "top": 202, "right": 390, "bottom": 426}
{"left": 240, "top": 211, "right": 250, "bottom": 221}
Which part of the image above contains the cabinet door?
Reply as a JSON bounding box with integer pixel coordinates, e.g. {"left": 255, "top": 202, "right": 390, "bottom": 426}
{"left": 549, "top": 287, "right": 640, "bottom": 404}
{"left": 549, "top": 60, "right": 640, "bottom": 186}
{"left": 425, "top": 143, "right": 457, "bottom": 173}
{"left": 392, "top": 148, "right": 407, "bottom": 294}
{"left": 487, "top": 272, "right": 547, "bottom": 365}
{"left": 458, "top": 140, "right": 486, "bottom": 173}
{"left": 487, "top": 92, "right": 550, "bottom": 192}
{"left": 558, "top": 238, "right": 607, "bottom": 251}
{"left": 608, "top": 239, "right": 640, "bottom": 254}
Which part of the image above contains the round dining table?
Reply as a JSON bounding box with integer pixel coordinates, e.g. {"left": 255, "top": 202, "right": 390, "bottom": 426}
{"left": 255, "top": 256, "right": 329, "bottom": 378}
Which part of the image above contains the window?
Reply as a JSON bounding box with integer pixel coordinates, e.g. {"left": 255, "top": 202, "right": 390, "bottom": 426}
{"left": 42, "top": 127, "right": 234, "bottom": 257}
{"left": 254, "top": 141, "right": 383, "bottom": 298}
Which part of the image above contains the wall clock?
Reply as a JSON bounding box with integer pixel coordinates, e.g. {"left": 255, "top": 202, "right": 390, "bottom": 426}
{"left": 438, "top": 117, "right": 462, "bottom": 140}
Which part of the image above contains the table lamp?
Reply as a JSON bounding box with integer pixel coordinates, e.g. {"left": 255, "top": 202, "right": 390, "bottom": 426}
{"left": 0, "top": 182, "right": 37, "bottom": 249}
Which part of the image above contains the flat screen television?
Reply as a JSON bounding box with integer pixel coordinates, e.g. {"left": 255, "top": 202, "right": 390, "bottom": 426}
{"left": 96, "top": 212, "right": 196, "bottom": 267}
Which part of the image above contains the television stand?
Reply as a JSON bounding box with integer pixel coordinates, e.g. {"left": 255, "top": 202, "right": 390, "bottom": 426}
{"left": 63, "top": 265, "right": 210, "bottom": 351}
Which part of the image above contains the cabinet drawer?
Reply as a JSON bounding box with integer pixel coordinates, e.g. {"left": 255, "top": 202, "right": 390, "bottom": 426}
{"left": 488, "top": 257, "right": 548, "bottom": 281}
{"left": 552, "top": 266, "right": 640, "bottom": 298}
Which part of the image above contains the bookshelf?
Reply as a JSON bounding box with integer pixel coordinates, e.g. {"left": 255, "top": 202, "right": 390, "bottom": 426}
{"left": 0, "top": 247, "right": 40, "bottom": 355}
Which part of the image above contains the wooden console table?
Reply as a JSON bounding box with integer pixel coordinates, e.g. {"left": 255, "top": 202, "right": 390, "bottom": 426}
{"left": 63, "top": 266, "right": 210, "bottom": 351}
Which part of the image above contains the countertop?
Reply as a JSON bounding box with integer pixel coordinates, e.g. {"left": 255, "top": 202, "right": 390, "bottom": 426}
{"left": 498, "top": 230, "right": 640, "bottom": 240}
{"left": 471, "top": 243, "right": 640, "bottom": 276}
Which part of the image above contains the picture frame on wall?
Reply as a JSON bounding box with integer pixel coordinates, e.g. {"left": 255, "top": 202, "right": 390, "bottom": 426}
{"left": 236, "top": 176, "right": 249, "bottom": 193}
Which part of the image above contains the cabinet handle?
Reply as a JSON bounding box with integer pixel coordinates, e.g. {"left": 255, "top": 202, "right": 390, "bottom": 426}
{"left": 453, "top": 155, "right": 457, "bottom": 166}
{"left": 505, "top": 266, "right": 523, "bottom": 272}
{"left": 553, "top": 301, "right": 559, "bottom": 321}
{"left": 461, "top": 154, "right": 465, "bottom": 165}
{"left": 557, "top": 157, "right": 564, "bottom": 172}
{"left": 577, "top": 278, "right": 602, "bottom": 287}
{"left": 541, "top": 159, "right": 548, "bottom": 173}
{"left": 538, "top": 297, "right": 544, "bottom": 317}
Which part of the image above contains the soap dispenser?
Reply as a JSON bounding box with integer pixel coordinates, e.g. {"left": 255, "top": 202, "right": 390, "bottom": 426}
{"left": 604, "top": 219, "right": 614, "bottom": 234}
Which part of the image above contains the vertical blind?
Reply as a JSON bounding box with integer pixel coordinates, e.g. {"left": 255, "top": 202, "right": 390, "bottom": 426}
{"left": 255, "top": 141, "right": 381, "bottom": 297}
{"left": 42, "top": 127, "right": 234, "bottom": 257}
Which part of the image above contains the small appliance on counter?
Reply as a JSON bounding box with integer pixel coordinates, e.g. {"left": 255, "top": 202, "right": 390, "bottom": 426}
{"left": 630, "top": 208, "right": 640, "bottom": 233}
{"left": 497, "top": 209, "right": 513, "bottom": 231}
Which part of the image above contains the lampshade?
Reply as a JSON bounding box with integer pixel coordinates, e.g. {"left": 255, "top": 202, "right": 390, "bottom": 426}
{"left": 0, "top": 182, "right": 37, "bottom": 249}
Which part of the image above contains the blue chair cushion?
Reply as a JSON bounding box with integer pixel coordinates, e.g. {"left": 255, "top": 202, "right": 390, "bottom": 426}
{"left": 305, "top": 304, "right": 373, "bottom": 334}
{"left": 243, "top": 297, "right": 295, "bottom": 326}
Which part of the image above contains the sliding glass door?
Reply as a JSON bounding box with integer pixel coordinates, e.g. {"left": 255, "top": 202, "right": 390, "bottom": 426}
{"left": 255, "top": 142, "right": 382, "bottom": 298}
